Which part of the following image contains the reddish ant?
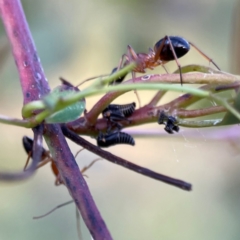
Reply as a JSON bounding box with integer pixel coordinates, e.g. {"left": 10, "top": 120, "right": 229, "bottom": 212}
{"left": 116, "top": 35, "right": 220, "bottom": 85}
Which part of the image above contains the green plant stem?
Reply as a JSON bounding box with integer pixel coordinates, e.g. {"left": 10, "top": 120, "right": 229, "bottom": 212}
{"left": 178, "top": 119, "right": 222, "bottom": 127}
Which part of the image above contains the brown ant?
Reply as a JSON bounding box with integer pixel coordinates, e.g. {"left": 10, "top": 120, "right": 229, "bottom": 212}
{"left": 116, "top": 35, "right": 220, "bottom": 85}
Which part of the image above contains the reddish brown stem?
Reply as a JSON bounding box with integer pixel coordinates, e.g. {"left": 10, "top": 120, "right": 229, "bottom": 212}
{"left": 0, "top": 1, "right": 112, "bottom": 239}
{"left": 0, "top": 0, "right": 50, "bottom": 104}
{"left": 44, "top": 124, "right": 112, "bottom": 239}
{"left": 84, "top": 73, "right": 237, "bottom": 125}
{"left": 62, "top": 125, "right": 192, "bottom": 191}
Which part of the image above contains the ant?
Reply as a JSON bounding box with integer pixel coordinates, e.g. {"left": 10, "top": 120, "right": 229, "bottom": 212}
{"left": 116, "top": 35, "right": 220, "bottom": 85}
{"left": 22, "top": 136, "right": 100, "bottom": 185}
{"left": 22, "top": 136, "right": 62, "bottom": 185}
{"left": 158, "top": 111, "right": 179, "bottom": 134}
{"left": 97, "top": 131, "right": 135, "bottom": 148}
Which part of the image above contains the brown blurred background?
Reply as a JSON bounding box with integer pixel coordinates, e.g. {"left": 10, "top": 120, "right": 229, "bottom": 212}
{"left": 0, "top": 0, "right": 240, "bottom": 239}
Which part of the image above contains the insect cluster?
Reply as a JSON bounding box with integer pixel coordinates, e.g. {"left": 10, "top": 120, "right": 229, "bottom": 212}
{"left": 97, "top": 102, "right": 179, "bottom": 148}
{"left": 97, "top": 102, "right": 136, "bottom": 148}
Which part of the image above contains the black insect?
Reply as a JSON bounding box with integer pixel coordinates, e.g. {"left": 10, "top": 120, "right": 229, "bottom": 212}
{"left": 97, "top": 132, "right": 135, "bottom": 148}
{"left": 22, "top": 136, "right": 48, "bottom": 160}
{"left": 22, "top": 136, "right": 61, "bottom": 184}
{"left": 110, "top": 67, "right": 128, "bottom": 85}
{"left": 102, "top": 102, "right": 136, "bottom": 129}
{"left": 158, "top": 111, "right": 179, "bottom": 134}
{"left": 116, "top": 35, "right": 220, "bottom": 85}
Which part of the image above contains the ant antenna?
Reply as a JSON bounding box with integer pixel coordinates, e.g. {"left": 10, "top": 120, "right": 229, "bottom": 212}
{"left": 33, "top": 200, "right": 74, "bottom": 219}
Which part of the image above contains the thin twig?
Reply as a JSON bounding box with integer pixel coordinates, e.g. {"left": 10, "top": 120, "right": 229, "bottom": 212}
{"left": 176, "top": 106, "right": 227, "bottom": 118}
{"left": 61, "top": 125, "right": 192, "bottom": 191}
{"left": 44, "top": 124, "right": 112, "bottom": 240}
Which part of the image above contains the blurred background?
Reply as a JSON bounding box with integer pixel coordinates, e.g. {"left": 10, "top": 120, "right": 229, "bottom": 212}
{"left": 0, "top": 0, "right": 240, "bottom": 239}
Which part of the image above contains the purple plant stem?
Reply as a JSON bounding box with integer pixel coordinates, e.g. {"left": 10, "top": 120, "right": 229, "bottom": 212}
{"left": 61, "top": 125, "right": 192, "bottom": 191}
{"left": 0, "top": 1, "right": 112, "bottom": 239}
{"left": 0, "top": 0, "right": 50, "bottom": 104}
{"left": 44, "top": 124, "right": 112, "bottom": 239}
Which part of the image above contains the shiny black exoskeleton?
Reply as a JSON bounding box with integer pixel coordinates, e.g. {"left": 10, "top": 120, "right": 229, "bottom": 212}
{"left": 97, "top": 132, "right": 135, "bottom": 148}
{"left": 22, "top": 136, "right": 48, "bottom": 159}
{"left": 110, "top": 67, "right": 128, "bottom": 85}
{"left": 116, "top": 35, "right": 220, "bottom": 86}
{"left": 158, "top": 111, "right": 179, "bottom": 134}
{"left": 102, "top": 102, "right": 136, "bottom": 129}
{"left": 22, "top": 136, "right": 34, "bottom": 156}
{"left": 154, "top": 36, "right": 190, "bottom": 61}
{"left": 164, "top": 116, "right": 180, "bottom": 134}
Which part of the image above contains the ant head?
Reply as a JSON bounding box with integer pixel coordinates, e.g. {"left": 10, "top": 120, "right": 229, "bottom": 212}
{"left": 154, "top": 36, "right": 190, "bottom": 61}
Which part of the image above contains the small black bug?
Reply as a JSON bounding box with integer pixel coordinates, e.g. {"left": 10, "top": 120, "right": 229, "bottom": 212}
{"left": 164, "top": 116, "right": 179, "bottom": 134}
{"left": 97, "top": 132, "right": 135, "bottom": 148}
{"left": 22, "top": 136, "right": 34, "bottom": 156}
{"left": 109, "top": 67, "right": 128, "bottom": 85}
{"left": 158, "top": 111, "right": 179, "bottom": 134}
{"left": 102, "top": 102, "right": 136, "bottom": 130}
{"left": 22, "top": 136, "right": 49, "bottom": 158}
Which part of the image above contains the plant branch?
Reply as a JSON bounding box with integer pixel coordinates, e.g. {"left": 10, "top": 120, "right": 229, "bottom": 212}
{"left": 61, "top": 125, "right": 192, "bottom": 191}
{"left": 44, "top": 124, "right": 112, "bottom": 239}
{"left": 176, "top": 106, "right": 227, "bottom": 118}
{"left": 0, "top": 0, "right": 50, "bottom": 104}
{"left": 0, "top": 1, "right": 112, "bottom": 239}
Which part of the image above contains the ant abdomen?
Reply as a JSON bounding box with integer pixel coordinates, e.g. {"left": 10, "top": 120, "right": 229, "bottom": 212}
{"left": 154, "top": 36, "right": 190, "bottom": 61}
{"left": 110, "top": 67, "right": 128, "bottom": 85}
{"left": 97, "top": 132, "right": 135, "bottom": 148}
{"left": 22, "top": 136, "right": 34, "bottom": 155}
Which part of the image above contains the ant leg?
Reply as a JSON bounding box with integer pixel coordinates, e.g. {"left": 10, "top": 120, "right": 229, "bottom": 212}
{"left": 23, "top": 152, "right": 32, "bottom": 171}
{"left": 126, "top": 46, "right": 142, "bottom": 105}
{"left": 189, "top": 42, "right": 220, "bottom": 70}
{"left": 132, "top": 71, "right": 142, "bottom": 107}
{"left": 55, "top": 174, "right": 63, "bottom": 186}
{"left": 161, "top": 64, "right": 169, "bottom": 73}
{"left": 127, "top": 45, "right": 147, "bottom": 72}
{"left": 155, "top": 36, "right": 183, "bottom": 85}
{"left": 81, "top": 158, "right": 102, "bottom": 174}
{"left": 166, "top": 36, "right": 183, "bottom": 85}
{"left": 74, "top": 148, "right": 85, "bottom": 158}
{"left": 154, "top": 36, "right": 168, "bottom": 62}
{"left": 36, "top": 156, "right": 52, "bottom": 169}
{"left": 33, "top": 200, "right": 74, "bottom": 219}
{"left": 76, "top": 207, "right": 82, "bottom": 240}
{"left": 117, "top": 53, "right": 129, "bottom": 71}
{"left": 113, "top": 53, "right": 130, "bottom": 85}
{"left": 127, "top": 45, "right": 139, "bottom": 62}
{"left": 75, "top": 74, "right": 109, "bottom": 87}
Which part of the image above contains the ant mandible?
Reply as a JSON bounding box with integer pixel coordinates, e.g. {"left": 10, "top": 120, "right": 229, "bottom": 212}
{"left": 116, "top": 35, "right": 220, "bottom": 85}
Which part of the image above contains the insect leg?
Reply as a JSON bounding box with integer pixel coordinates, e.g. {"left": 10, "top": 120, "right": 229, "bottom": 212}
{"left": 189, "top": 41, "right": 220, "bottom": 70}
{"left": 165, "top": 35, "right": 183, "bottom": 85}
